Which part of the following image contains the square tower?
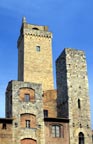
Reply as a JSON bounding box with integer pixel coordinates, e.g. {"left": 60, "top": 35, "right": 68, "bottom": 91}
{"left": 6, "top": 80, "right": 45, "bottom": 144}
{"left": 56, "top": 48, "right": 92, "bottom": 144}
{"left": 17, "top": 17, "right": 54, "bottom": 91}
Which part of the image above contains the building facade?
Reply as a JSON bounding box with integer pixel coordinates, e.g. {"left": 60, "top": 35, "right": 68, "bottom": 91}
{"left": 0, "top": 17, "right": 92, "bottom": 144}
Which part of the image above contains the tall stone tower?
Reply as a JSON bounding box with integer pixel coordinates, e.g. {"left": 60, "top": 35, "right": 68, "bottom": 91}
{"left": 6, "top": 81, "right": 45, "bottom": 144}
{"left": 56, "top": 48, "right": 92, "bottom": 144}
{"left": 17, "top": 17, "right": 54, "bottom": 91}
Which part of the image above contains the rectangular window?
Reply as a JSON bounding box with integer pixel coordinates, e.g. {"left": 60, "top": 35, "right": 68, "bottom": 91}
{"left": 36, "top": 46, "right": 40, "bottom": 52}
{"left": 24, "top": 94, "right": 30, "bottom": 102}
{"left": 44, "top": 110, "right": 48, "bottom": 117}
{"left": 26, "top": 120, "right": 30, "bottom": 128}
{"left": 2, "top": 123, "right": 7, "bottom": 129}
{"left": 51, "top": 125, "right": 61, "bottom": 138}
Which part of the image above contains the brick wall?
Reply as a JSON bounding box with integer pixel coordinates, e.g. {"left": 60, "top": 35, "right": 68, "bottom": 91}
{"left": 43, "top": 90, "right": 57, "bottom": 118}
{"left": 19, "top": 88, "right": 35, "bottom": 102}
{"left": 20, "top": 113, "right": 36, "bottom": 128}
{"left": 0, "top": 120, "right": 12, "bottom": 144}
{"left": 44, "top": 120, "right": 69, "bottom": 144}
{"left": 21, "top": 138, "right": 36, "bottom": 144}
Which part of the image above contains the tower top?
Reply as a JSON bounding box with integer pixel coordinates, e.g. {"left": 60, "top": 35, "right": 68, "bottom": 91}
{"left": 17, "top": 18, "right": 54, "bottom": 90}
{"left": 22, "top": 16, "right": 26, "bottom": 23}
{"left": 17, "top": 18, "right": 52, "bottom": 48}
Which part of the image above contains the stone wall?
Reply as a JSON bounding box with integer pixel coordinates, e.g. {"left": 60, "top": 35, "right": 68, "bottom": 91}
{"left": 17, "top": 22, "right": 54, "bottom": 91}
{"left": 56, "top": 49, "right": 68, "bottom": 118}
{"left": 56, "top": 48, "right": 92, "bottom": 144}
{"left": 6, "top": 80, "right": 45, "bottom": 144}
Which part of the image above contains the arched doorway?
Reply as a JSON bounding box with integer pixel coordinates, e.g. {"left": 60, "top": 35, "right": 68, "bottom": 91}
{"left": 21, "top": 138, "right": 36, "bottom": 144}
{"left": 79, "top": 132, "right": 84, "bottom": 144}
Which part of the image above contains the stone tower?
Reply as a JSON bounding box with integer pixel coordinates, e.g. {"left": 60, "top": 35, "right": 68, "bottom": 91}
{"left": 17, "top": 17, "right": 54, "bottom": 91}
{"left": 6, "top": 80, "right": 45, "bottom": 144}
{"left": 56, "top": 48, "right": 92, "bottom": 144}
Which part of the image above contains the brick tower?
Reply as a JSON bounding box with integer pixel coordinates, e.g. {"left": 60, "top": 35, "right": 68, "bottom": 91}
{"left": 56, "top": 48, "right": 92, "bottom": 144}
{"left": 17, "top": 17, "right": 54, "bottom": 91}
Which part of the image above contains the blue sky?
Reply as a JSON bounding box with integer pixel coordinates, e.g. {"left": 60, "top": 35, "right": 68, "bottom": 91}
{"left": 0, "top": 0, "right": 93, "bottom": 127}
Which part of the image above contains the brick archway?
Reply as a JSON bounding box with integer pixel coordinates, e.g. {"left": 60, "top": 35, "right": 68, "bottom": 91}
{"left": 20, "top": 113, "right": 36, "bottom": 128}
{"left": 21, "top": 138, "right": 36, "bottom": 144}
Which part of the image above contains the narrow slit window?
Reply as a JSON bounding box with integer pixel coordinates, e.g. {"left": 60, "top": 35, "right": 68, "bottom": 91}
{"left": 78, "top": 99, "right": 81, "bottom": 109}
{"left": 24, "top": 94, "right": 30, "bottom": 102}
{"left": 2, "top": 123, "right": 7, "bottom": 129}
{"left": 44, "top": 110, "right": 48, "bottom": 117}
{"left": 36, "top": 46, "right": 40, "bottom": 52}
{"left": 26, "top": 120, "right": 30, "bottom": 128}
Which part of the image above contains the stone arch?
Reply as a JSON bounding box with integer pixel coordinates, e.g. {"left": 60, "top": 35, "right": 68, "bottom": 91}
{"left": 78, "top": 132, "right": 84, "bottom": 144}
{"left": 74, "top": 128, "right": 86, "bottom": 137}
{"left": 74, "top": 128, "right": 86, "bottom": 144}
{"left": 21, "top": 138, "right": 37, "bottom": 144}
{"left": 19, "top": 87, "right": 35, "bottom": 102}
{"left": 20, "top": 113, "right": 36, "bottom": 128}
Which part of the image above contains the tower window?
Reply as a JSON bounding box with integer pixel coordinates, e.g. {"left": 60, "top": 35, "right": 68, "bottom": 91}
{"left": 44, "top": 110, "right": 48, "bottom": 117}
{"left": 78, "top": 99, "right": 81, "bottom": 109}
{"left": 26, "top": 120, "right": 30, "bottom": 128}
{"left": 24, "top": 94, "right": 30, "bottom": 102}
{"left": 2, "top": 123, "right": 7, "bottom": 129}
{"left": 79, "top": 132, "right": 84, "bottom": 144}
{"left": 36, "top": 46, "right": 40, "bottom": 52}
{"left": 32, "top": 27, "right": 39, "bottom": 30}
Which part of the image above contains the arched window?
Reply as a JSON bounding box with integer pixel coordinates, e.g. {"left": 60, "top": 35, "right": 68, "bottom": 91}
{"left": 78, "top": 99, "right": 81, "bottom": 109}
{"left": 79, "top": 132, "right": 84, "bottom": 144}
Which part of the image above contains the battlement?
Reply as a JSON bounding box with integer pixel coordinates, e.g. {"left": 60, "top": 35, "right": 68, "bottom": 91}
{"left": 17, "top": 17, "right": 52, "bottom": 47}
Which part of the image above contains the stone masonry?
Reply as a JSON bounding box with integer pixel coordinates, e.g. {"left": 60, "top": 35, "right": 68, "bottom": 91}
{"left": 56, "top": 48, "right": 92, "bottom": 144}
{"left": 17, "top": 18, "right": 54, "bottom": 91}
{"left": 6, "top": 80, "right": 45, "bottom": 144}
